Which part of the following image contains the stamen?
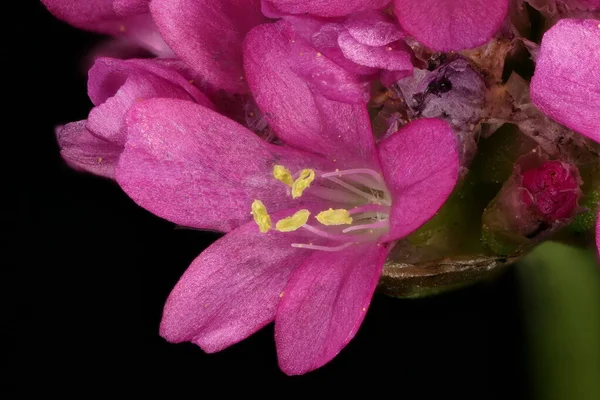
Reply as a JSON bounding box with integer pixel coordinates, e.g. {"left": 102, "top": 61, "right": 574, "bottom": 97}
{"left": 275, "top": 209, "right": 310, "bottom": 232}
{"left": 349, "top": 204, "right": 390, "bottom": 215}
{"left": 321, "top": 168, "right": 387, "bottom": 187}
{"left": 291, "top": 169, "right": 315, "bottom": 199}
{"left": 273, "top": 165, "right": 293, "bottom": 187}
{"left": 251, "top": 200, "right": 271, "bottom": 233}
{"left": 342, "top": 220, "right": 388, "bottom": 233}
{"left": 326, "top": 176, "right": 389, "bottom": 205}
{"left": 301, "top": 224, "right": 358, "bottom": 242}
{"left": 291, "top": 242, "right": 356, "bottom": 252}
{"left": 316, "top": 208, "right": 353, "bottom": 226}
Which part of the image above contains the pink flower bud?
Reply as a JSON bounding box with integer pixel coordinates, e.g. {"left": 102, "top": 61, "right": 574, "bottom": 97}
{"left": 520, "top": 160, "right": 581, "bottom": 221}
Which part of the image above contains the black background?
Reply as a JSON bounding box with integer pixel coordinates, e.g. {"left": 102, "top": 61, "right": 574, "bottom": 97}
{"left": 7, "top": 2, "right": 527, "bottom": 395}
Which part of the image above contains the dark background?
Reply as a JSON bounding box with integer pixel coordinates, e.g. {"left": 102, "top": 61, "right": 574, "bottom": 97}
{"left": 7, "top": 2, "right": 527, "bottom": 395}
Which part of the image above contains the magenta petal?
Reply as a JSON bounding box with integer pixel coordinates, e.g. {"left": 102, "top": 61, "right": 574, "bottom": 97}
{"left": 86, "top": 58, "right": 212, "bottom": 145}
{"left": 41, "top": 0, "right": 115, "bottom": 31}
{"left": 343, "top": 11, "right": 405, "bottom": 47}
{"left": 275, "top": 243, "right": 389, "bottom": 375}
{"left": 114, "top": 0, "right": 149, "bottom": 17}
{"left": 56, "top": 121, "right": 122, "bottom": 179}
{"left": 244, "top": 22, "right": 380, "bottom": 168}
{"left": 394, "top": 0, "right": 508, "bottom": 51}
{"left": 160, "top": 213, "right": 311, "bottom": 353}
{"left": 150, "top": 0, "right": 265, "bottom": 93}
{"left": 116, "top": 98, "right": 332, "bottom": 231}
{"left": 87, "top": 58, "right": 211, "bottom": 108}
{"left": 530, "top": 19, "right": 600, "bottom": 142}
{"left": 268, "top": 0, "right": 391, "bottom": 17}
{"left": 378, "top": 119, "right": 459, "bottom": 241}
{"left": 289, "top": 38, "right": 370, "bottom": 104}
{"left": 338, "top": 31, "right": 413, "bottom": 72}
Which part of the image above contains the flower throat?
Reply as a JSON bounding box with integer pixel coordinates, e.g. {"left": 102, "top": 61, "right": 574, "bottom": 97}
{"left": 251, "top": 165, "right": 391, "bottom": 251}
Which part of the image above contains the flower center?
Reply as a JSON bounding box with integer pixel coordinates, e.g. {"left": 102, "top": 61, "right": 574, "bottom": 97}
{"left": 251, "top": 165, "right": 392, "bottom": 251}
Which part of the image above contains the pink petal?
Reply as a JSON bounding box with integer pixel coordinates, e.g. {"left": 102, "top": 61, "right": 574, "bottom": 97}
{"left": 41, "top": 1, "right": 171, "bottom": 56}
{"left": 275, "top": 243, "right": 390, "bottom": 375}
{"left": 56, "top": 121, "right": 122, "bottom": 179}
{"left": 150, "top": 0, "right": 265, "bottom": 94}
{"left": 378, "top": 118, "right": 460, "bottom": 241}
{"left": 530, "top": 19, "right": 600, "bottom": 142}
{"left": 289, "top": 37, "right": 370, "bottom": 104}
{"left": 114, "top": 0, "right": 149, "bottom": 17}
{"left": 160, "top": 212, "right": 312, "bottom": 353}
{"left": 266, "top": 0, "right": 391, "bottom": 17}
{"left": 343, "top": 11, "right": 405, "bottom": 47}
{"left": 338, "top": 31, "right": 413, "bottom": 72}
{"left": 41, "top": 0, "right": 115, "bottom": 31}
{"left": 116, "top": 98, "right": 333, "bottom": 232}
{"left": 87, "top": 58, "right": 212, "bottom": 109}
{"left": 244, "top": 22, "right": 380, "bottom": 168}
{"left": 87, "top": 59, "right": 208, "bottom": 145}
{"left": 394, "top": 0, "right": 508, "bottom": 51}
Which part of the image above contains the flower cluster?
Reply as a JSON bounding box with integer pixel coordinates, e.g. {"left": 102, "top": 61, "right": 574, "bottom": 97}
{"left": 44, "top": 0, "right": 599, "bottom": 374}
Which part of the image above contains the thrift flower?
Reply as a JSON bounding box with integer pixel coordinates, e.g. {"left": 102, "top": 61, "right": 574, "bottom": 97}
{"left": 117, "top": 95, "right": 458, "bottom": 375}
{"left": 530, "top": 18, "right": 600, "bottom": 253}
{"left": 57, "top": 57, "right": 212, "bottom": 178}
{"left": 268, "top": 11, "right": 414, "bottom": 103}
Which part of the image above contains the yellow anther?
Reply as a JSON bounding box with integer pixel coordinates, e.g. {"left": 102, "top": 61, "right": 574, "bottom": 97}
{"left": 273, "top": 165, "right": 293, "bottom": 187}
{"left": 275, "top": 210, "right": 310, "bottom": 232}
{"left": 251, "top": 200, "right": 272, "bottom": 233}
{"left": 291, "top": 169, "right": 315, "bottom": 199}
{"left": 316, "top": 208, "right": 353, "bottom": 226}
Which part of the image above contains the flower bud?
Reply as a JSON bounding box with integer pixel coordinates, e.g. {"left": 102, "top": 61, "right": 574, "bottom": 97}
{"left": 482, "top": 151, "right": 583, "bottom": 254}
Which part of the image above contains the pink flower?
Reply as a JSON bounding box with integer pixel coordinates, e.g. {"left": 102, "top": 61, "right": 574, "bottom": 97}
{"left": 57, "top": 57, "right": 213, "bottom": 178}
{"left": 41, "top": 0, "right": 173, "bottom": 56}
{"left": 267, "top": 11, "right": 414, "bottom": 103}
{"left": 530, "top": 18, "right": 600, "bottom": 254}
{"left": 112, "top": 22, "right": 460, "bottom": 373}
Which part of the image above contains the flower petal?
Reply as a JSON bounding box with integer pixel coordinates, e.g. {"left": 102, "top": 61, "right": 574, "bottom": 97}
{"left": 275, "top": 242, "right": 390, "bottom": 375}
{"left": 116, "top": 98, "right": 332, "bottom": 232}
{"left": 86, "top": 58, "right": 212, "bottom": 145}
{"left": 288, "top": 37, "right": 370, "bottom": 104}
{"left": 114, "top": 0, "right": 149, "bottom": 17}
{"left": 56, "top": 121, "right": 122, "bottom": 179}
{"left": 378, "top": 118, "right": 460, "bottom": 242}
{"left": 530, "top": 19, "right": 600, "bottom": 142}
{"left": 41, "top": 0, "right": 115, "bottom": 31}
{"left": 266, "top": 0, "right": 391, "bottom": 17}
{"left": 338, "top": 31, "right": 413, "bottom": 72}
{"left": 244, "top": 22, "right": 380, "bottom": 168}
{"left": 41, "top": 1, "right": 171, "bottom": 55}
{"left": 343, "top": 10, "right": 405, "bottom": 47}
{"left": 150, "top": 0, "right": 265, "bottom": 93}
{"left": 160, "top": 212, "right": 312, "bottom": 353}
{"left": 394, "top": 0, "right": 508, "bottom": 51}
